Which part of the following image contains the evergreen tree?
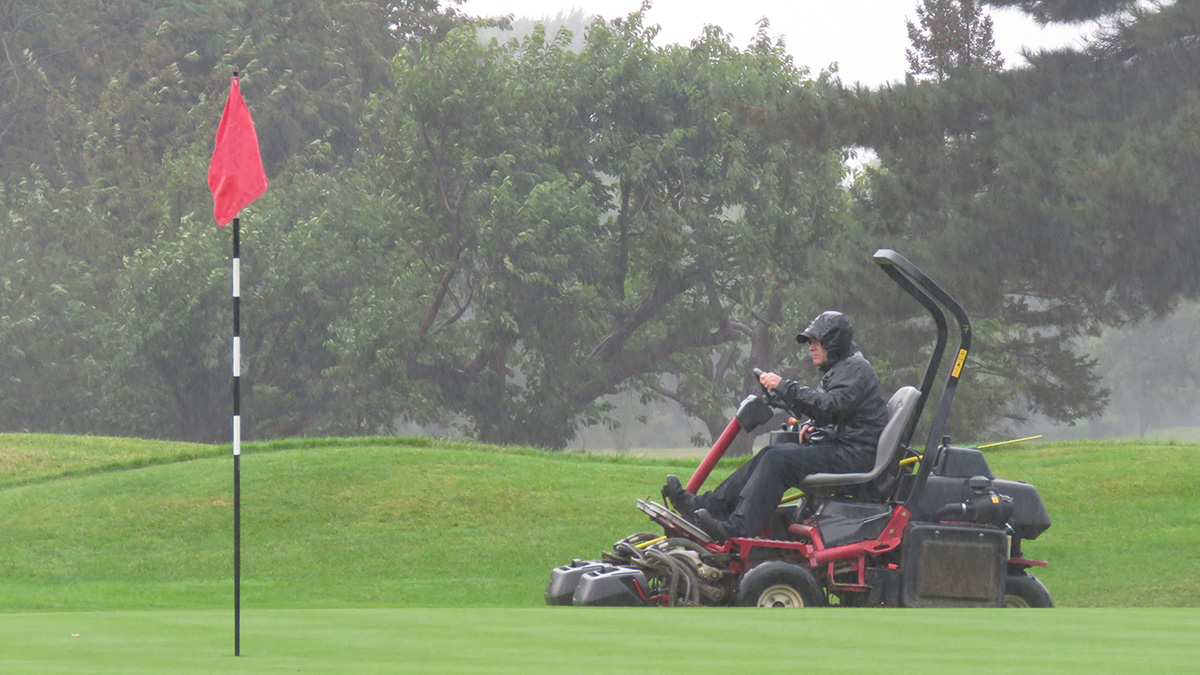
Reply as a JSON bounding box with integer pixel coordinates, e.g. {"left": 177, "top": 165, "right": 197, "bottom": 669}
{"left": 852, "top": 0, "right": 1200, "bottom": 438}
{"left": 982, "top": 0, "right": 1137, "bottom": 24}
{"left": 906, "top": 0, "right": 1005, "bottom": 81}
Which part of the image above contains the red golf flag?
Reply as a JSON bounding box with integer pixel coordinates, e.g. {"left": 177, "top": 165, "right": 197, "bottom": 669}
{"left": 208, "top": 76, "right": 268, "bottom": 226}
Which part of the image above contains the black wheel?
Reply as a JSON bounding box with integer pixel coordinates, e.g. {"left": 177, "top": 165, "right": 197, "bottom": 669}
{"left": 737, "top": 561, "right": 826, "bottom": 607}
{"left": 1003, "top": 573, "right": 1054, "bottom": 608}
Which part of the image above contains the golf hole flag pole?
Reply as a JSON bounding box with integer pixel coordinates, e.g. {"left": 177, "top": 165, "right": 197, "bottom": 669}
{"left": 208, "top": 71, "right": 267, "bottom": 657}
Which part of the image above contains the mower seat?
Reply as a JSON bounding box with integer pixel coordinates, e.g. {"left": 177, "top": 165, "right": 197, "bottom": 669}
{"left": 799, "top": 385, "right": 920, "bottom": 490}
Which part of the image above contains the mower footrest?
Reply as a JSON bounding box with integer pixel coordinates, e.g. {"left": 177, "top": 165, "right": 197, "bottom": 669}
{"left": 636, "top": 499, "right": 714, "bottom": 543}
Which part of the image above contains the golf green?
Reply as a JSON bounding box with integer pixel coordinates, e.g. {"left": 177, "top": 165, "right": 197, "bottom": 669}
{"left": 2, "top": 608, "right": 1197, "bottom": 673}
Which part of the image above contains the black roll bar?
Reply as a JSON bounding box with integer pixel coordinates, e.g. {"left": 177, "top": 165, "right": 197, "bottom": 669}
{"left": 872, "top": 249, "right": 972, "bottom": 506}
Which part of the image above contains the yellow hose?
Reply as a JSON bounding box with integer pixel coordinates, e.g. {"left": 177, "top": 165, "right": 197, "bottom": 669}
{"left": 635, "top": 536, "right": 667, "bottom": 549}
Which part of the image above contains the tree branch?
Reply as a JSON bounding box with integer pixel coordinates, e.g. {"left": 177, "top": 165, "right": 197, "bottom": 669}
{"left": 588, "top": 265, "right": 706, "bottom": 362}
{"left": 416, "top": 263, "right": 458, "bottom": 341}
{"left": 575, "top": 319, "right": 739, "bottom": 405}
{"left": 418, "top": 118, "right": 461, "bottom": 240}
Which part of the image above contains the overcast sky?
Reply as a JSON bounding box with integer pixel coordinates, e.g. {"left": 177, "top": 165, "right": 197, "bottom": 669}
{"left": 458, "top": 0, "right": 1095, "bottom": 86}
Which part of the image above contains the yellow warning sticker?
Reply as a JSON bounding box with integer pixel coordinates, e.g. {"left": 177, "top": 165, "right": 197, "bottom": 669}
{"left": 951, "top": 349, "right": 968, "bottom": 378}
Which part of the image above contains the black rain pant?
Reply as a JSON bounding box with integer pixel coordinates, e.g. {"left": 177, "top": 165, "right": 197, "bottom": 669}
{"left": 693, "top": 442, "right": 870, "bottom": 538}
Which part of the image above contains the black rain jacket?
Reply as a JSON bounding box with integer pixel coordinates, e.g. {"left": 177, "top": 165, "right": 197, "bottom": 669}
{"left": 775, "top": 311, "right": 889, "bottom": 466}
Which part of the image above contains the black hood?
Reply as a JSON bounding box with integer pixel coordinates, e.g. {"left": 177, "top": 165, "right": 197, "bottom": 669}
{"left": 796, "top": 311, "right": 855, "bottom": 363}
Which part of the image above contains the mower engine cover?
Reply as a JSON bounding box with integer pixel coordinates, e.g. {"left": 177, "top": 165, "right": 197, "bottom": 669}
{"left": 911, "top": 446, "right": 1052, "bottom": 540}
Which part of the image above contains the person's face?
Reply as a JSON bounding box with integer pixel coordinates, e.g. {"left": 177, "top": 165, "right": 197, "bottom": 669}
{"left": 809, "top": 339, "right": 829, "bottom": 368}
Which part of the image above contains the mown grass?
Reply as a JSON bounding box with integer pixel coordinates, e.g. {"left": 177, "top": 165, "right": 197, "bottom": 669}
{"left": 986, "top": 439, "right": 1200, "bottom": 607}
{"left": 1, "top": 434, "right": 1198, "bottom": 672}
{"left": 2, "top": 608, "right": 1198, "bottom": 674}
{"left": 0, "top": 435, "right": 715, "bottom": 611}
{"left": 0, "top": 434, "right": 219, "bottom": 489}
{"left": 0, "top": 434, "right": 1196, "bottom": 612}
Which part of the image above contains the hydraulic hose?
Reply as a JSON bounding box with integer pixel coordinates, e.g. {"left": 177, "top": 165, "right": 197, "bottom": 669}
{"left": 660, "top": 537, "right": 710, "bottom": 555}
{"left": 614, "top": 540, "right": 647, "bottom": 565}
{"left": 645, "top": 548, "right": 700, "bottom": 607}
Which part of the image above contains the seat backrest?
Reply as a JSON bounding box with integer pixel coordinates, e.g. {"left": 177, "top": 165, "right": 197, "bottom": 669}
{"left": 869, "top": 385, "right": 921, "bottom": 477}
{"left": 798, "top": 385, "right": 922, "bottom": 491}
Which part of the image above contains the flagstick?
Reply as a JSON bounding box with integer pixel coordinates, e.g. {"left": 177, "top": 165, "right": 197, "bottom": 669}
{"left": 210, "top": 67, "right": 264, "bottom": 656}
{"left": 232, "top": 216, "right": 242, "bottom": 656}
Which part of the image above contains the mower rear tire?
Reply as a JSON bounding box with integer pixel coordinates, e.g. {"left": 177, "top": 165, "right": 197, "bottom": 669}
{"left": 1003, "top": 573, "right": 1054, "bottom": 608}
{"left": 737, "top": 561, "right": 826, "bottom": 608}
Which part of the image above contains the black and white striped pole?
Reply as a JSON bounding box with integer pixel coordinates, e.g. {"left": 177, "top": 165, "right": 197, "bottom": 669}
{"left": 208, "top": 69, "right": 265, "bottom": 656}
{"left": 232, "top": 216, "right": 242, "bottom": 656}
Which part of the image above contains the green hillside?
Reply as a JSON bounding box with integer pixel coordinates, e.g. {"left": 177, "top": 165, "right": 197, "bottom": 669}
{"left": 0, "top": 434, "right": 1196, "bottom": 611}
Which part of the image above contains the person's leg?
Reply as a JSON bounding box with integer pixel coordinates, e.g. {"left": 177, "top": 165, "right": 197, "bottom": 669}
{"left": 721, "top": 443, "right": 859, "bottom": 538}
{"left": 692, "top": 448, "right": 770, "bottom": 519}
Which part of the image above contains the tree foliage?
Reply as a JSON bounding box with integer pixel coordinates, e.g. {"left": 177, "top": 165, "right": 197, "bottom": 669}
{"left": 906, "top": 0, "right": 1004, "bottom": 82}
{"left": 332, "top": 15, "right": 854, "bottom": 448}
{"left": 0, "top": 0, "right": 444, "bottom": 441}
{"left": 982, "top": 0, "right": 1138, "bottom": 24}
{"left": 848, "top": 0, "right": 1200, "bottom": 439}
{"left": 1083, "top": 300, "right": 1200, "bottom": 438}
{"left": 0, "top": 2, "right": 856, "bottom": 448}
{"left": 2, "top": 0, "right": 1197, "bottom": 449}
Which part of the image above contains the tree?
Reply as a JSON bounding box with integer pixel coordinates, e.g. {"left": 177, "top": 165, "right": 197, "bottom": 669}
{"left": 640, "top": 23, "right": 858, "bottom": 454}
{"left": 906, "top": 0, "right": 1005, "bottom": 82}
{"left": 846, "top": 0, "right": 1200, "bottom": 439}
{"left": 982, "top": 0, "right": 1137, "bottom": 24}
{"left": 0, "top": 0, "right": 466, "bottom": 440}
{"left": 327, "top": 12, "right": 857, "bottom": 449}
{"left": 970, "top": 0, "right": 1200, "bottom": 321}
{"left": 7, "top": 0, "right": 1194, "bottom": 450}
{"left": 476, "top": 8, "right": 592, "bottom": 52}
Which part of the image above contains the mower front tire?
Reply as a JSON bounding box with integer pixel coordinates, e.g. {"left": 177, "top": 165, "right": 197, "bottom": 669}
{"left": 1003, "top": 573, "right": 1054, "bottom": 608}
{"left": 737, "top": 561, "right": 826, "bottom": 608}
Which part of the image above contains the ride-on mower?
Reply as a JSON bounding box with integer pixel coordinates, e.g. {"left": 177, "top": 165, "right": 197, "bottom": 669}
{"left": 546, "top": 249, "right": 1054, "bottom": 608}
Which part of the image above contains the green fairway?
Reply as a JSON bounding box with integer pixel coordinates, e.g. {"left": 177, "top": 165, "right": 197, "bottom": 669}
{"left": 1, "top": 434, "right": 1199, "bottom": 671}
{"left": 2, "top": 608, "right": 1198, "bottom": 673}
{"left": 1, "top": 434, "right": 1198, "bottom": 611}
{"left": 0, "top": 433, "right": 220, "bottom": 489}
{"left": 1144, "top": 426, "right": 1200, "bottom": 443}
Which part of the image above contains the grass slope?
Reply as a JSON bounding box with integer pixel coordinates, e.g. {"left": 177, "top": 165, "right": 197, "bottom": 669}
{"left": 0, "top": 434, "right": 1197, "bottom": 612}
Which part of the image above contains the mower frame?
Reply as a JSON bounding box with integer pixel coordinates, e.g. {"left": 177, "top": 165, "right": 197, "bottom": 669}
{"left": 547, "top": 249, "right": 1053, "bottom": 609}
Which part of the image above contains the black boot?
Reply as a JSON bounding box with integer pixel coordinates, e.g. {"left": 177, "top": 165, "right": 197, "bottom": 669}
{"left": 661, "top": 474, "right": 697, "bottom": 518}
{"left": 691, "top": 508, "right": 731, "bottom": 542}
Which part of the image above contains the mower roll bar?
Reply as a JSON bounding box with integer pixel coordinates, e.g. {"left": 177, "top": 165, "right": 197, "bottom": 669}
{"left": 686, "top": 250, "right": 972, "bottom": 499}
{"left": 872, "top": 249, "right": 972, "bottom": 507}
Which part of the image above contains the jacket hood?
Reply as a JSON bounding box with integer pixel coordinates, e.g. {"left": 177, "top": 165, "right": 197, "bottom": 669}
{"left": 796, "top": 311, "right": 854, "bottom": 363}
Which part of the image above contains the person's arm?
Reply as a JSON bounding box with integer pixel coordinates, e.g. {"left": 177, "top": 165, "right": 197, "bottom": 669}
{"left": 773, "top": 362, "right": 869, "bottom": 423}
{"left": 760, "top": 373, "right": 820, "bottom": 442}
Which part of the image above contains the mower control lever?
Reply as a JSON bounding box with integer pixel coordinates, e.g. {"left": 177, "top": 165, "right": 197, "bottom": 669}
{"left": 751, "top": 367, "right": 787, "bottom": 408}
{"left": 751, "top": 367, "right": 776, "bottom": 395}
